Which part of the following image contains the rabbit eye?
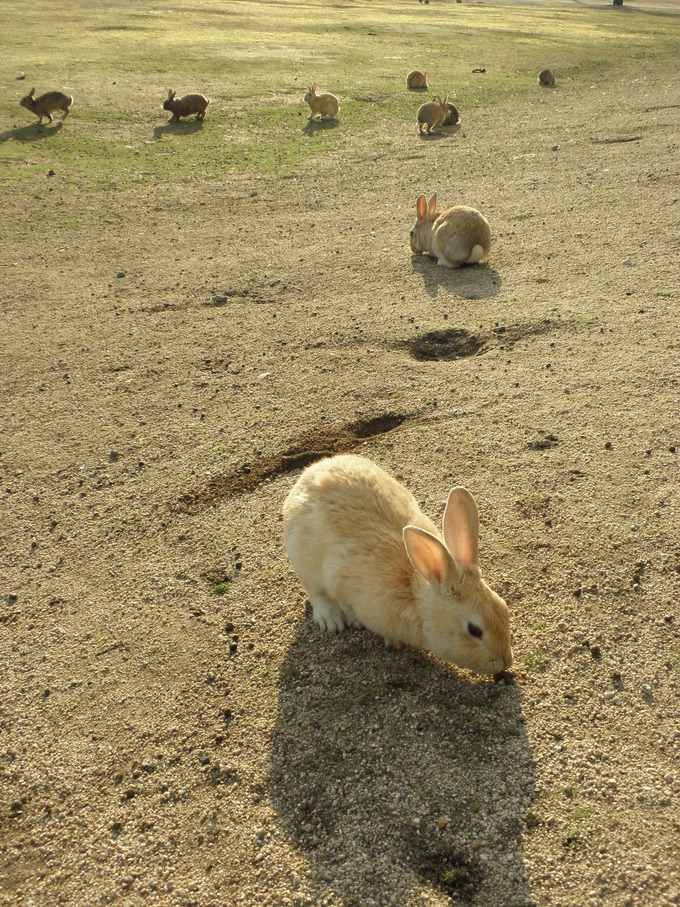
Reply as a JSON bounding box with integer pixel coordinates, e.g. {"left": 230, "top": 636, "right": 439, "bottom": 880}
{"left": 409, "top": 229, "right": 415, "bottom": 237}
{"left": 467, "top": 622, "right": 483, "bottom": 639}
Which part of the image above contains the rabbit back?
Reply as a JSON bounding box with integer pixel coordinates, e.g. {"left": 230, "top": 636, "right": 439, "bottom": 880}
{"left": 431, "top": 206, "right": 491, "bottom": 267}
{"left": 283, "top": 455, "right": 433, "bottom": 646}
{"left": 407, "top": 70, "right": 427, "bottom": 88}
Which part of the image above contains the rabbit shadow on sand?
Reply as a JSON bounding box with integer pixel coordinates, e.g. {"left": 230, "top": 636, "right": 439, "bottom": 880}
{"left": 0, "top": 121, "right": 63, "bottom": 144}
{"left": 269, "top": 611, "right": 537, "bottom": 907}
{"left": 302, "top": 117, "right": 340, "bottom": 136}
{"left": 419, "top": 122, "right": 462, "bottom": 140}
{"left": 152, "top": 118, "right": 205, "bottom": 140}
{"left": 411, "top": 254, "right": 503, "bottom": 300}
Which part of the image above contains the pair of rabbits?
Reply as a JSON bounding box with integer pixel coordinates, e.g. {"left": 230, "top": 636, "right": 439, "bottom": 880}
{"left": 19, "top": 87, "right": 210, "bottom": 124}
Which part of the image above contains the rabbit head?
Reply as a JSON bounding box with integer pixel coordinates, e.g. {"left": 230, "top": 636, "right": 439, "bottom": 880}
{"left": 404, "top": 488, "right": 513, "bottom": 674}
{"left": 410, "top": 192, "right": 438, "bottom": 253}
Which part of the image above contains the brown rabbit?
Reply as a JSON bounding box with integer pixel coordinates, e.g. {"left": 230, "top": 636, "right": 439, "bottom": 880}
{"left": 442, "top": 101, "right": 460, "bottom": 126}
{"left": 163, "top": 90, "right": 209, "bottom": 121}
{"left": 410, "top": 193, "right": 491, "bottom": 268}
{"left": 407, "top": 70, "right": 428, "bottom": 89}
{"left": 538, "top": 69, "right": 555, "bottom": 86}
{"left": 417, "top": 95, "right": 448, "bottom": 135}
{"left": 304, "top": 83, "right": 340, "bottom": 120}
{"left": 19, "top": 88, "right": 73, "bottom": 124}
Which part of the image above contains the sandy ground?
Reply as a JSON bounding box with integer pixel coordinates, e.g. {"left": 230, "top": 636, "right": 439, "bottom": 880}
{"left": 1, "top": 47, "right": 680, "bottom": 907}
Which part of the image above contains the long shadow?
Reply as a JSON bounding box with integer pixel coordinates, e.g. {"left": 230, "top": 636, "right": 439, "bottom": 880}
{"left": 0, "top": 122, "right": 63, "bottom": 144}
{"left": 302, "top": 118, "right": 340, "bottom": 135}
{"left": 270, "top": 613, "right": 536, "bottom": 906}
{"left": 152, "top": 118, "right": 205, "bottom": 139}
{"left": 411, "top": 254, "right": 503, "bottom": 300}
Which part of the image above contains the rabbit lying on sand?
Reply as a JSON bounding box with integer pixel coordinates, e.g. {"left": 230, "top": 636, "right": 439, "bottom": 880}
{"left": 410, "top": 192, "right": 491, "bottom": 268}
{"left": 283, "top": 455, "right": 512, "bottom": 675}
{"left": 20, "top": 88, "right": 72, "bottom": 124}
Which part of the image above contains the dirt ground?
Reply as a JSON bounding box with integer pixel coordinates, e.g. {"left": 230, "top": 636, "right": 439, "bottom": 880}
{"left": 1, "top": 48, "right": 679, "bottom": 907}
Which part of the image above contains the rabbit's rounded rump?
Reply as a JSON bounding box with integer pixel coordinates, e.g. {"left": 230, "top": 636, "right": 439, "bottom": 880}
{"left": 407, "top": 70, "right": 428, "bottom": 89}
{"left": 283, "top": 454, "right": 512, "bottom": 675}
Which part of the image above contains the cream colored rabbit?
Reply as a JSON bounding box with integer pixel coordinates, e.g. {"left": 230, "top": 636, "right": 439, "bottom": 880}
{"left": 410, "top": 192, "right": 491, "bottom": 268}
{"left": 283, "top": 455, "right": 512, "bottom": 675}
{"left": 304, "top": 83, "right": 339, "bottom": 120}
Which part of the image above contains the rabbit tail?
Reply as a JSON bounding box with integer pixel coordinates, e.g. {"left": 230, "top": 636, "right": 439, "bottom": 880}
{"left": 467, "top": 244, "right": 485, "bottom": 264}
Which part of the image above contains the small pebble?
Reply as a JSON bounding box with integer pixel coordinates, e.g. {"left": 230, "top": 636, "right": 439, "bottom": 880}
{"left": 622, "top": 258, "right": 632, "bottom": 266}
{"left": 47, "top": 169, "right": 55, "bottom": 177}
{"left": 551, "top": 144, "right": 559, "bottom": 151}
{"left": 590, "top": 645, "right": 601, "bottom": 659}
{"left": 116, "top": 271, "right": 126, "bottom": 279}
{"left": 604, "top": 441, "right": 612, "bottom": 450}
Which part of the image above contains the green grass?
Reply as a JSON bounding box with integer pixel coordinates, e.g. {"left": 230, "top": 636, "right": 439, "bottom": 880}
{"left": 1, "top": 0, "right": 678, "bottom": 191}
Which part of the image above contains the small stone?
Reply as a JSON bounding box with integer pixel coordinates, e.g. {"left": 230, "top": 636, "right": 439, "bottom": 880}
{"left": 622, "top": 258, "right": 632, "bottom": 266}
{"left": 209, "top": 295, "right": 228, "bottom": 306}
{"left": 670, "top": 446, "right": 676, "bottom": 454}
{"left": 590, "top": 645, "right": 601, "bottom": 659}
{"left": 604, "top": 441, "right": 612, "bottom": 450}
{"left": 116, "top": 271, "right": 126, "bottom": 279}
{"left": 47, "top": 169, "right": 55, "bottom": 177}
{"left": 225, "top": 621, "right": 235, "bottom": 632}
{"left": 551, "top": 144, "right": 559, "bottom": 151}
{"left": 108, "top": 450, "right": 119, "bottom": 463}
{"left": 437, "top": 817, "right": 449, "bottom": 828}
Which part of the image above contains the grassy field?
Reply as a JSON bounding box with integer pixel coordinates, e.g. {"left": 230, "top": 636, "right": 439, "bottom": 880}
{"left": 2, "top": 0, "right": 678, "bottom": 190}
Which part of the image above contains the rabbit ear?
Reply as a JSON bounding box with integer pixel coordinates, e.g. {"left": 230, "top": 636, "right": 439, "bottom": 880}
{"left": 29, "top": 87, "right": 35, "bottom": 97}
{"left": 403, "top": 526, "right": 453, "bottom": 585}
{"left": 443, "top": 95, "right": 448, "bottom": 106}
{"left": 427, "top": 193, "right": 437, "bottom": 216}
{"left": 312, "top": 82, "right": 317, "bottom": 92}
{"left": 443, "top": 487, "right": 479, "bottom": 571}
{"left": 416, "top": 194, "right": 427, "bottom": 219}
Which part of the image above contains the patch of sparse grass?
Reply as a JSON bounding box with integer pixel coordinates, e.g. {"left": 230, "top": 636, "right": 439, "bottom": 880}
{"left": 1, "top": 0, "right": 678, "bottom": 191}
{"left": 524, "top": 652, "right": 547, "bottom": 671}
{"left": 212, "top": 582, "right": 230, "bottom": 595}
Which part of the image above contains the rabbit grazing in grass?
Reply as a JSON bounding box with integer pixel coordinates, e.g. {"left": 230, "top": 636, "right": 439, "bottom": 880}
{"left": 304, "top": 83, "right": 339, "bottom": 120}
{"left": 538, "top": 69, "right": 555, "bottom": 86}
{"left": 410, "top": 193, "right": 491, "bottom": 268}
{"left": 283, "top": 454, "right": 512, "bottom": 676}
{"left": 163, "top": 90, "right": 209, "bottom": 121}
{"left": 407, "top": 70, "right": 428, "bottom": 89}
{"left": 20, "top": 88, "right": 73, "bottom": 124}
{"left": 417, "top": 95, "right": 448, "bottom": 135}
